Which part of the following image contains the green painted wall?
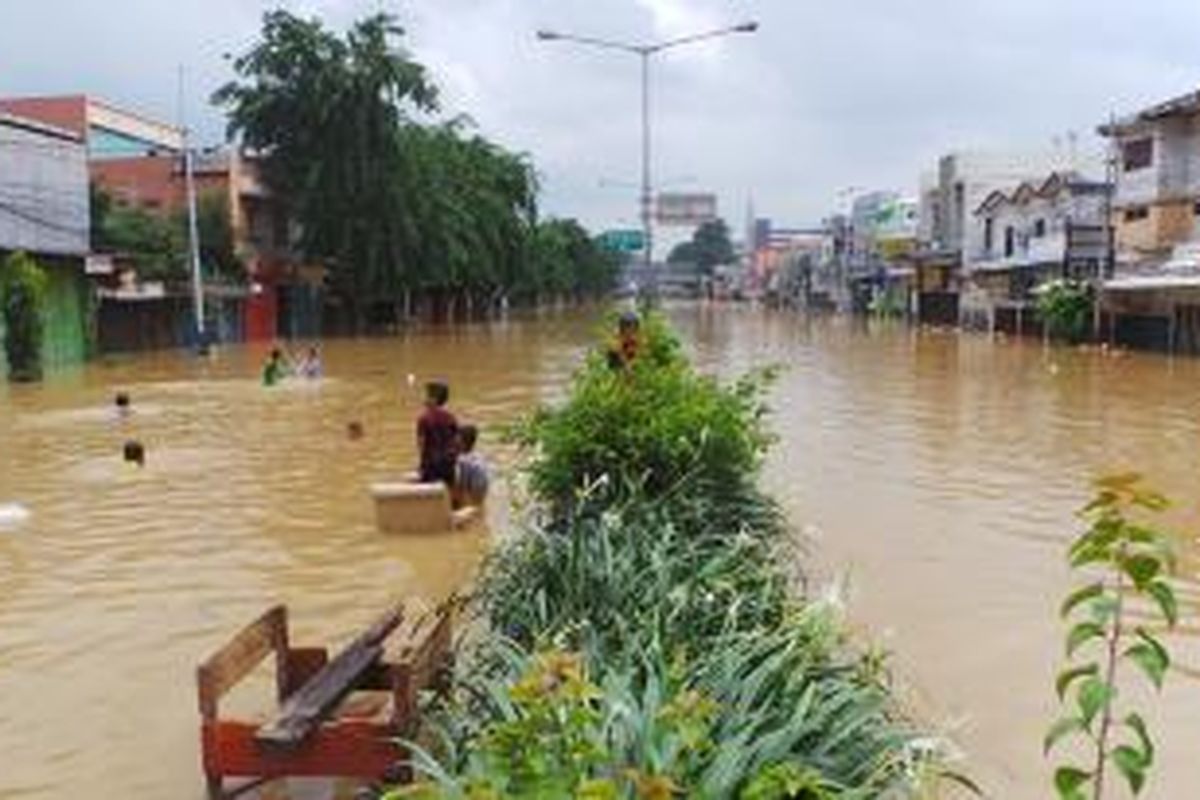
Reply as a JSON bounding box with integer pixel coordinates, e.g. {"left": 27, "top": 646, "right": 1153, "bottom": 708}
{"left": 0, "top": 257, "right": 89, "bottom": 376}
{"left": 40, "top": 261, "right": 88, "bottom": 368}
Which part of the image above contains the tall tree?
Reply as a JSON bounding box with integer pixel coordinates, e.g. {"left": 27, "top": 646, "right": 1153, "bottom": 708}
{"left": 690, "top": 219, "right": 735, "bottom": 274}
{"left": 213, "top": 10, "right": 437, "bottom": 326}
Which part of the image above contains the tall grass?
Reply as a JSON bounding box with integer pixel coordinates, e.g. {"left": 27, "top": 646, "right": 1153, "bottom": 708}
{"left": 380, "top": 311, "right": 958, "bottom": 799}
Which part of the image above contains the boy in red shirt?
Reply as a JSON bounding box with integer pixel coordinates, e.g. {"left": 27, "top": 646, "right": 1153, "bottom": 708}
{"left": 417, "top": 380, "right": 459, "bottom": 486}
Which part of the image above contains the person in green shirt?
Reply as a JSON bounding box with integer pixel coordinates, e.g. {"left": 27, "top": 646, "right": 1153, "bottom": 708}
{"left": 262, "top": 347, "right": 290, "bottom": 387}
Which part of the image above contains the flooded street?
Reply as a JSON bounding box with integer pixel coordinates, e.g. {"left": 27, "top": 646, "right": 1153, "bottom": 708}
{"left": 3, "top": 304, "right": 1200, "bottom": 798}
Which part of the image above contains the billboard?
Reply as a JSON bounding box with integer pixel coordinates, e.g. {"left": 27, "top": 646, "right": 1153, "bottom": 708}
{"left": 655, "top": 192, "right": 717, "bottom": 226}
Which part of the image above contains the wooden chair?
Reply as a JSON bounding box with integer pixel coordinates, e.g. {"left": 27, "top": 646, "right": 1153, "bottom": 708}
{"left": 197, "top": 603, "right": 453, "bottom": 799}
{"left": 371, "top": 481, "right": 479, "bottom": 534}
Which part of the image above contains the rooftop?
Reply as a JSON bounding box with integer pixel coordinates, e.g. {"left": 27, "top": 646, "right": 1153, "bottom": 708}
{"left": 1099, "top": 88, "right": 1200, "bottom": 136}
{"left": 0, "top": 110, "right": 83, "bottom": 143}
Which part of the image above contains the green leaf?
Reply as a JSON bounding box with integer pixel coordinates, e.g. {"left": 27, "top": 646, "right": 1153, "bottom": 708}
{"left": 936, "top": 769, "right": 984, "bottom": 796}
{"left": 1060, "top": 583, "right": 1104, "bottom": 619}
{"left": 1146, "top": 580, "right": 1178, "bottom": 628}
{"left": 1131, "top": 489, "right": 1169, "bottom": 512}
{"left": 1113, "top": 745, "right": 1148, "bottom": 795}
{"left": 1125, "top": 630, "right": 1170, "bottom": 689}
{"left": 1054, "top": 766, "right": 1091, "bottom": 799}
{"left": 1044, "top": 716, "right": 1086, "bottom": 754}
{"left": 1125, "top": 712, "right": 1155, "bottom": 766}
{"left": 1069, "top": 542, "right": 1109, "bottom": 569}
{"left": 1055, "top": 664, "right": 1098, "bottom": 700}
{"left": 1076, "top": 677, "right": 1114, "bottom": 727}
{"left": 1121, "top": 554, "right": 1161, "bottom": 590}
{"left": 1067, "top": 621, "right": 1105, "bottom": 657}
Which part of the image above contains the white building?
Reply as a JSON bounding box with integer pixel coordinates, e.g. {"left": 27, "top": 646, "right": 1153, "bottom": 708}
{"left": 918, "top": 149, "right": 1080, "bottom": 259}
{"left": 965, "top": 172, "right": 1109, "bottom": 331}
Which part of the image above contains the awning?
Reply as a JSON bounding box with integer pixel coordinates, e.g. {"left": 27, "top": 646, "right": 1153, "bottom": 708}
{"left": 1104, "top": 274, "right": 1200, "bottom": 291}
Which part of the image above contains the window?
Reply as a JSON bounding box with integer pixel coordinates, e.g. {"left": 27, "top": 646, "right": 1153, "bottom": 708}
{"left": 984, "top": 218, "right": 994, "bottom": 253}
{"left": 1033, "top": 219, "right": 1047, "bottom": 238}
{"left": 1124, "top": 207, "right": 1150, "bottom": 223}
{"left": 1004, "top": 226, "right": 1015, "bottom": 258}
{"left": 1122, "top": 138, "right": 1153, "bottom": 172}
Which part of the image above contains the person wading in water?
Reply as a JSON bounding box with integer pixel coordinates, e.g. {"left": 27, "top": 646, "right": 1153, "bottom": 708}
{"left": 416, "top": 380, "right": 459, "bottom": 487}
{"left": 606, "top": 311, "right": 642, "bottom": 371}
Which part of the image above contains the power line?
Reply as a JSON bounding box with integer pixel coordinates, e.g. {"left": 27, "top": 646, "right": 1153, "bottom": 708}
{"left": 0, "top": 199, "right": 89, "bottom": 237}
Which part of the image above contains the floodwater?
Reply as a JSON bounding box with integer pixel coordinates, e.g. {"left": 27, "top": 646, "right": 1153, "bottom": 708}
{"left": 2, "top": 304, "right": 1200, "bottom": 799}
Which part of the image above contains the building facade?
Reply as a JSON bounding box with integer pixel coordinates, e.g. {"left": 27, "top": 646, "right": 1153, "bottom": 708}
{"left": 1, "top": 94, "right": 313, "bottom": 351}
{"left": 1098, "top": 90, "right": 1200, "bottom": 353}
{"left": 915, "top": 149, "right": 1077, "bottom": 325}
{"left": 0, "top": 112, "right": 91, "bottom": 371}
{"left": 967, "top": 171, "right": 1109, "bottom": 334}
{"left": 1099, "top": 90, "right": 1200, "bottom": 266}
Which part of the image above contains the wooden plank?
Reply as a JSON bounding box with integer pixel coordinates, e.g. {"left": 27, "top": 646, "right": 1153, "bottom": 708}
{"left": 198, "top": 606, "right": 287, "bottom": 718}
{"left": 255, "top": 604, "right": 404, "bottom": 749}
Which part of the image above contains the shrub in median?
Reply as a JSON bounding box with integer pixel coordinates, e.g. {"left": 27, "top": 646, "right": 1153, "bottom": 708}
{"left": 380, "top": 311, "right": 959, "bottom": 799}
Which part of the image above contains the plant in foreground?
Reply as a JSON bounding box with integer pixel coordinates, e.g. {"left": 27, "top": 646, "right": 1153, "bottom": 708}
{"left": 1045, "top": 474, "right": 1178, "bottom": 799}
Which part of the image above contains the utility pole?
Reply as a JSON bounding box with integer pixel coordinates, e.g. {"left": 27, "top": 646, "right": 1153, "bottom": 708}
{"left": 537, "top": 22, "right": 758, "bottom": 276}
{"left": 640, "top": 50, "right": 652, "bottom": 271}
{"left": 179, "top": 66, "right": 206, "bottom": 350}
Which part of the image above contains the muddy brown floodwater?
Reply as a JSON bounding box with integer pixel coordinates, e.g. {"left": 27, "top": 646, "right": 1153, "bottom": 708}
{"left": 1, "top": 304, "right": 1199, "bottom": 799}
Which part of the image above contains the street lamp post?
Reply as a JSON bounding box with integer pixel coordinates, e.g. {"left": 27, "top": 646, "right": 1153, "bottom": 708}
{"left": 537, "top": 22, "right": 758, "bottom": 271}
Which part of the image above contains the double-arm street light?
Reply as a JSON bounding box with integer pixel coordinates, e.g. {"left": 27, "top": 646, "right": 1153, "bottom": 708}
{"left": 536, "top": 22, "right": 758, "bottom": 269}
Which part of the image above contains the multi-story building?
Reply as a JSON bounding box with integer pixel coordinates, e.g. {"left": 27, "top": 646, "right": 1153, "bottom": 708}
{"left": 967, "top": 171, "right": 1109, "bottom": 334}
{"left": 0, "top": 94, "right": 182, "bottom": 160}
{"left": 1098, "top": 90, "right": 1200, "bottom": 353}
{"left": 1098, "top": 89, "right": 1200, "bottom": 265}
{"left": 914, "top": 149, "right": 1076, "bottom": 325}
{"left": 0, "top": 111, "right": 91, "bottom": 370}
{"left": 0, "top": 95, "right": 313, "bottom": 350}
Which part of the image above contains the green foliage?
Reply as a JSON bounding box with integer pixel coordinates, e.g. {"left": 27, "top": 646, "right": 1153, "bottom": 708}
{"left": 528, "top": 219, "right": 621, "bottom": 300}
{"left": 868, "top": 288, "right": 907, "bottom": 319}
{"left": 192, "top": 192, "right": 244, "bottom": 281}
{"left": 1037, "top": 279, "right": 1093, "bottom": 343}
{"left": 91, "top": 185, "right": 186, "bottom": 281}
{"left": 388, "top": 652, "right": 717, "bottom": 799}
{"left": 1046, "top": 474, "right": 1178, "bottom": 799}
{"left": 669, "top": 219, "right": 735, "bottom": 275}
{"left": 215, "top": 10, "right": 616, "bottom": 322}
{"left": 375, "top": 312, "right": 953, "bottom": 800}
{"left": 91, "top": 186, "right": 243, "bottom": 283}
{"left": 512, "top": 311, "right": 775, "bottom": 519}
{"left": 214, "top": 10, "right": 436, "bottom": 316}
{"left": 0, "top": 251, "right": 49, "bottom": 381}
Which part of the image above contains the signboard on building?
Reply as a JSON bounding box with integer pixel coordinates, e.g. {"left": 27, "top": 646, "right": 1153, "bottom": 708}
{"left": 655, "top": 193, "right": 717, "bottom": 226}
{"left": 598, "top": 229, "right": 646, "bottom": 253}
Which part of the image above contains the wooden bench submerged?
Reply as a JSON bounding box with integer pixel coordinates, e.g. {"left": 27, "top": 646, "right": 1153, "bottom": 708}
{"left": 197, "top": 602, "right": 453, "bottom": 799}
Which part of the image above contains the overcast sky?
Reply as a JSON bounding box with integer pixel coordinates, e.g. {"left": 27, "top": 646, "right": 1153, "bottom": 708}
{"left": 3, "top": 0, "right": 1200, "bottom": 235}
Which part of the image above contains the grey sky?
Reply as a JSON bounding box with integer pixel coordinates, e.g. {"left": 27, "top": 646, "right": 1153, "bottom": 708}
{"left": 3, "top": 0, "right": 1199, "bottom": 234}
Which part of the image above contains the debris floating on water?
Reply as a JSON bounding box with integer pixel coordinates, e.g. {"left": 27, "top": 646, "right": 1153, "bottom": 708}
{"left": 0, "top": 503, "right": 31, "bottom": 529}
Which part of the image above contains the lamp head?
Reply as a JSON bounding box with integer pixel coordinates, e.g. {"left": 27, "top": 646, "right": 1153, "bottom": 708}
{"left": 735, "top": 21, "right": 759, "bottom": 33}
{"left": 536, "top": 30, "right": 561, "bottom": 41}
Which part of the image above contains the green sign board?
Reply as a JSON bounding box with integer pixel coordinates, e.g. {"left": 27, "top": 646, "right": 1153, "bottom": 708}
{"left": 598, "top": 229, "right": 646, "bottom": 253}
